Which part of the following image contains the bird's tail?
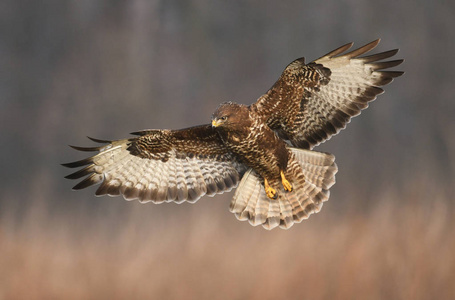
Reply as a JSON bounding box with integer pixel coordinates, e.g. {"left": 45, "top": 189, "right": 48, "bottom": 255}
{"left": 230, "top": 148, "right": 338, "bottom": 230}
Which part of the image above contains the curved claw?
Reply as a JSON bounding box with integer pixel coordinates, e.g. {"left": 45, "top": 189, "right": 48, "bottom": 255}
{"left": 280, "top": 170, "right": 293, "bottom": 192}
{"left": 264, "top": 178, "right": 277, "bottom": 199}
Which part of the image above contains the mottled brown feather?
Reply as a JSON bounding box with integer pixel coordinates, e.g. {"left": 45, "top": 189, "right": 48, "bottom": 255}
{"left": 252, "top": 39, "right": 404, "bottom": 149}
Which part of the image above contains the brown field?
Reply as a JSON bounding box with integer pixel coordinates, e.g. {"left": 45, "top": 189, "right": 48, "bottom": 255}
{"left": 2, "top": 189, "right": 454, "bottom": 300}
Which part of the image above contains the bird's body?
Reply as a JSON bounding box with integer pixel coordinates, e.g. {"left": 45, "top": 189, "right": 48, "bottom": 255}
{"left": 64, "top": 39, "right": 403, "bottom": 229}
{"left": 212, "top": 103, "right": 289, "bottom": 187}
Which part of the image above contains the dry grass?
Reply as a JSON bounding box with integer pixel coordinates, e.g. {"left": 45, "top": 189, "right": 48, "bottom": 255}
{"left": 1, "top": 193, "right": 454, "bottom": 300}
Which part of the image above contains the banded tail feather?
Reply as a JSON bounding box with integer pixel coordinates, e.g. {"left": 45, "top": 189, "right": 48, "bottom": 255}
{"left": 230, "top": 148, "right": 337, "bottom": 230}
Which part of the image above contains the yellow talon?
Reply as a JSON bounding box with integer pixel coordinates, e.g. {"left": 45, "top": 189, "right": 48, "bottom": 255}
{"left": 264, "top": 178, "right": 277, "bottom": 199}
{"left": 281, "top": 170, "right": 293, "bottom": 192}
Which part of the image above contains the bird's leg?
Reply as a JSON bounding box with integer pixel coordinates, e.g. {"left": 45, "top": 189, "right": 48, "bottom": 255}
{"left": 280, "top": 170, "right": 293, "bottom": 192}
{"left": 264, "top": 178, "right": 277, "bottom": 199}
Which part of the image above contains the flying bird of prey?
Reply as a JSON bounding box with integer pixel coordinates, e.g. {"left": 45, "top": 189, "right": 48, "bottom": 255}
{"left": 63, "top": 39, "right": 403, "bottom": 230}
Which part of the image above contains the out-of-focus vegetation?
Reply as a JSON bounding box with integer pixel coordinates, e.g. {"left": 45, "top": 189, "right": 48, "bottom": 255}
{"left": 1, "top": 1, "right": 454, "bottom": 299}
{"left": 2, "top": 195, "right": 454, "bottom": 299}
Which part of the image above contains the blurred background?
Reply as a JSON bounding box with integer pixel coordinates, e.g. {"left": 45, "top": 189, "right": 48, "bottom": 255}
{"left": 1, "top": 0, "right": 454, "bottom": 299}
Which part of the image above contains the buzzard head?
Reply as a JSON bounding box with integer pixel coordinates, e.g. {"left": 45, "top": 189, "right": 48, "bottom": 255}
{"left": 211, "top": 102, "right": 250, "bottom": 131}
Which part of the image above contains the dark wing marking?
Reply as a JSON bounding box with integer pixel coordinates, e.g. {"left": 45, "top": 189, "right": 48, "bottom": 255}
{"left": 63, "top": 125, "right": 247, "bottom": 203}
{"left": 251, "top": 39, "right": 404, "bottom": 149}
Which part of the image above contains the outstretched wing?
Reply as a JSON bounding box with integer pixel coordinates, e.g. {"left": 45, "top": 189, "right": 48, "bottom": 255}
{"left": 63, "top": 125, "right": 247, "bottom": 203}
{"left": 251, "top": 39, "right": 404, "bottom": 149}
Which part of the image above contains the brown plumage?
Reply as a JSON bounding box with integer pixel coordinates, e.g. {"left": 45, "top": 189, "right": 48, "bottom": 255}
{"left": 63, "top": 39, "right": 403, "bottom": 230}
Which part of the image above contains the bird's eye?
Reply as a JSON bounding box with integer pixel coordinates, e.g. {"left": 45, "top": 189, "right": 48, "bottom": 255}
{"left": 220, "top": 116, "right": 227, "bottom": 121}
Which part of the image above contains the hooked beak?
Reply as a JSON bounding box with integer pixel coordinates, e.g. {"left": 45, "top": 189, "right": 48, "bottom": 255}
{"left": 212, "top": 119, "right": 221, "bottom": 127}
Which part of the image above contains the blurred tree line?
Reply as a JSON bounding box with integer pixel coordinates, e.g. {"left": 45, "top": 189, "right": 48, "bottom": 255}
{"left": 1, "top": 0, "right": 454, "bottom": 214}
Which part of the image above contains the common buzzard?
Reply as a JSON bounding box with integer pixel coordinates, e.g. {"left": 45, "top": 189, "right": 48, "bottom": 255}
{"left": 63, "top": 39, "right": 403, "bottom": 230}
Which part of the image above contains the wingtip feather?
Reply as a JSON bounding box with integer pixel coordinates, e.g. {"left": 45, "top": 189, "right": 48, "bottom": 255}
{"left": 322, "top": 42, "right": 354, "bottom": 58}
{"left": 87, "top": 136, "right": 111, "bottom": 143}
{"left": 61, "top": 157, "right": 94, "bottom": 168}
{"left": 72, "top": 173, "right": 102, "bottom": 190}
{"left": 361, "top": 49, "right": 399, "bottom": 62}
{"left": 370, "top": 59, "right": 404, "bottom": 70}
{"left": 69, "top": 145, "right": 104, "bottom": 152}
{"left": 343, "top": 39, "right": 381, "bottom": 59}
